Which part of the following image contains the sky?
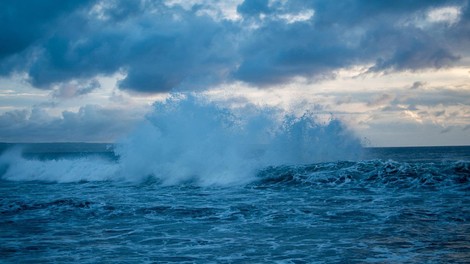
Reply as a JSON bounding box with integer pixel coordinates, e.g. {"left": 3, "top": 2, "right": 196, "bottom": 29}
{"left": 0, "top": 0, "right": 470, "bottom": 147}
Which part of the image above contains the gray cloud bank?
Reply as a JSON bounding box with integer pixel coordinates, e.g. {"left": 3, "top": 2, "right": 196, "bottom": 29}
{"left": 0, "top": 105, "right": 137, "bottom": 142}
{"left": 1, "top": 0, "right": 469, "bottom": 93}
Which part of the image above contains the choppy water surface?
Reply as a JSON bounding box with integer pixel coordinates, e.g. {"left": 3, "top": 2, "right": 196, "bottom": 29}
{"left": 1, "top": 145, "right": 469, "bottom": 263}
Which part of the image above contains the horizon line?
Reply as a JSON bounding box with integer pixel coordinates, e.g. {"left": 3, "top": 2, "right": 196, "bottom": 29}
{"left": 1, "top": 142, "right": 470, "bottom": 149}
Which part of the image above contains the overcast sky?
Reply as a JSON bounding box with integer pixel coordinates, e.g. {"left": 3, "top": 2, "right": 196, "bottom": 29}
{"left": 1, "top": 0, "right": 469, "bottom": 146}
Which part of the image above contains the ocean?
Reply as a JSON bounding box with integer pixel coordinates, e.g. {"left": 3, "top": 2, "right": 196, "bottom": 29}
{"left": 0, "top": 143, "right": 469, "bottom": 263}
{"left": 1, "top": 98, "right": 469, "bottom": 263}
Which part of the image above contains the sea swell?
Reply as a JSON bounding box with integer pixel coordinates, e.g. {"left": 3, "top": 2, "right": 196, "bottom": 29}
{"left": 255, "top": 160, "right": 470, "bottom": 190}
{"left": 1, "top": 158, "right": 469, "bottom": 263}
{"left": 1, "top": 147, "right": 469, "bottom": 191}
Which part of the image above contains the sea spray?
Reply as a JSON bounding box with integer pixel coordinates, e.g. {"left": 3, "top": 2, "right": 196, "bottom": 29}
{"left": 115, "top": 95, "right": 362, "bottom": 185}
{"left": 0, "top": 95, "right": 362, "bottom": 184}
{"left": 0, "top": 147, "right": 117, "bottom": 182}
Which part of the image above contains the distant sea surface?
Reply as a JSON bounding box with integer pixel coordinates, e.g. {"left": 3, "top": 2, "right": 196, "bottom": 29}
{"left": 1, "top": 143, "right": 469, "bottom": 263}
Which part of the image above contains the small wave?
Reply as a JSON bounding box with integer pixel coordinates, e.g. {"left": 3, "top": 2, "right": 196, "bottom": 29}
{"left": 1, "top": 198, "right": 93, "bottom": 216}
{"left": 136, "top": 206, "right": 220, "bottom": 219}
{"left": 255, "top": 160, "right": 470, "bottom": 190}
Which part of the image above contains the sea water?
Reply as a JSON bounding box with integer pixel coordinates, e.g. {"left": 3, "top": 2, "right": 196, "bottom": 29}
{"left": 1, "top": 97, "right": 469, "bottom": 263}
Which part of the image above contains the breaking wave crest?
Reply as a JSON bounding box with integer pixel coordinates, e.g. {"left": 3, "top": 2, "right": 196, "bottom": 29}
{"left": 0, "top": 148, "right": 118, "bottom": 183}
{"left": 114, "top": 95, "right": 362, "bottom": 185}
{"left": 0, "top": 95, "right": 363, "bottom": 185}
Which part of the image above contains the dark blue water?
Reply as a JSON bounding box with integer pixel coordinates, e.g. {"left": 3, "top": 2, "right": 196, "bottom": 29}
{"left": 1, "top": 144, "right": 469, "bottom": 263}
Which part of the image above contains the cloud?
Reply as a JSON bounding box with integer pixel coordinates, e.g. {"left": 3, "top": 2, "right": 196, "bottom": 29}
{"left": 0, "top": 106, "right": 138, "bottom": 142}
{"left": 362, "top": 121, "right": 470, "bottom": 146}
{"left": 427, "top": 6, "right": 462, "bottom": 25}
{"left": 52, "top": 79, "right": 101, "bottom": 99}
{"left": 326, "top": 85, "right": 470, "bottom": 110}
{"left": 0, "top": 0, "right": 95, "bottom": 60}
{"left": 434, "top": 110, "right": 446, "bottom": 117}
{"left": 440, "top": 126, "right": 453, "bottom": 134}
{"left": 237, "top": 0, "right": 270, "bottom": 17}
{"left": 367, "top": 93, "right": 394, "bottom": 107}
{"left": 367, "top": 31, "right": 460, "bottom": 72}
{"left": 410, "top": 81, "right": 426, "bottom": 90}
{"left": 1, "top": 0, "right": 237, "bottom": 93}
{"left": 0, "top": 0, "right": 469, "bottom": 92}
{"left": 398, "top": 88, "right": 470, "bottom": 107}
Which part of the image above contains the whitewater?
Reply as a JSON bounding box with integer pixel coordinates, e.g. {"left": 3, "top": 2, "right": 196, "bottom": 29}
{"left": 1, "top": 96, "right": 469, "bottom": 263}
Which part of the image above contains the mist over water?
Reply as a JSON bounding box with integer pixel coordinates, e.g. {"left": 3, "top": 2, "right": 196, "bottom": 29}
{"left": 0, "top": 95, "right": 362, "bottom": 185}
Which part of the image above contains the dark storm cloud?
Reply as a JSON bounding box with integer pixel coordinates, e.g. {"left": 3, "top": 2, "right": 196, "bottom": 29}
{"left": 1, "top": 0, "right": 236, "bottom": 93}
{"left": 0, "top": 0, "right": 469, "bottom": 92}
{"left": 0, "top": 0, "right": 95, "bottom": 60}
{"left": 234, "top": 0, "right": 467, "bottom": 85}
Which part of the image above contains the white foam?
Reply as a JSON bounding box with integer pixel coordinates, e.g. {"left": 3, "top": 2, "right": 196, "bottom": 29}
{"left": 0, "top": 148, "right": 118, "bottom": 183}
{"left": 114, "top": 95, "right": 361, "bottom": 185}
